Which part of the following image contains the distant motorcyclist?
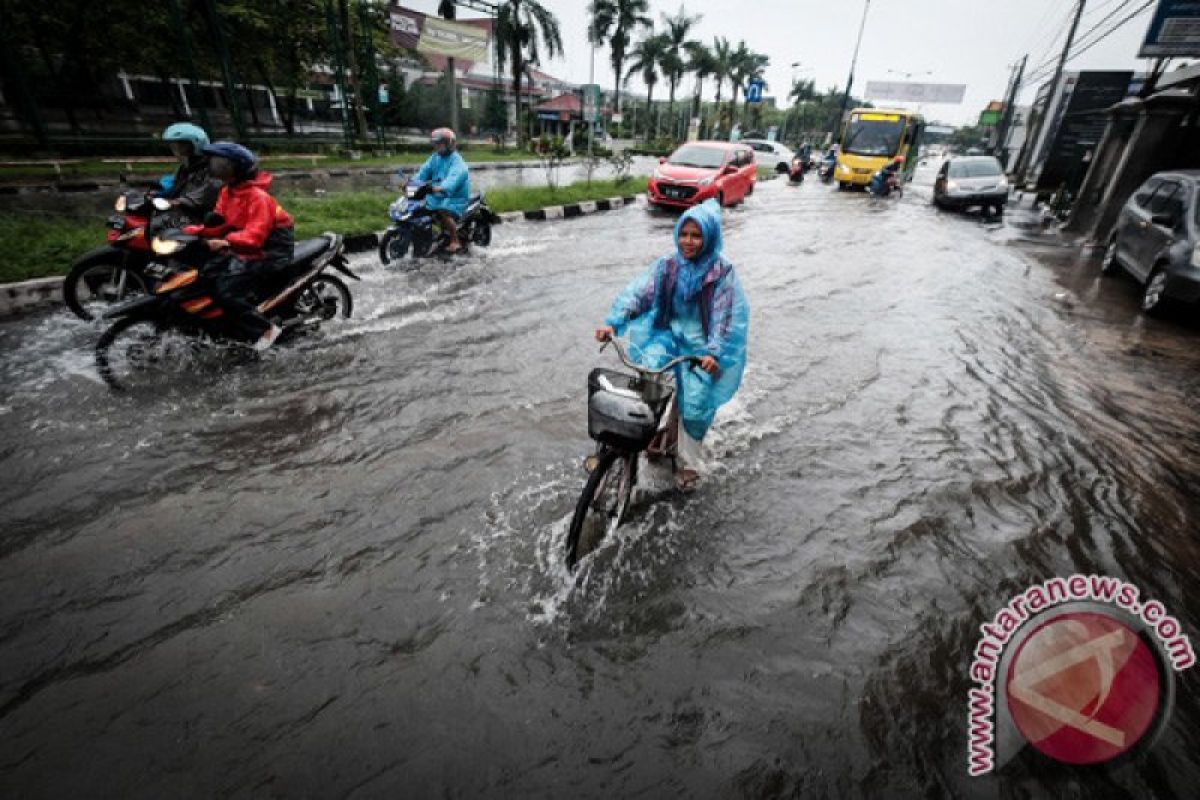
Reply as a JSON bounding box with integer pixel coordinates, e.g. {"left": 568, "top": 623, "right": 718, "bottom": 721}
{"left": 415, "top": 127, "right": 470, "bottom": 254}
{"left": 161, "top": 122, "right": 221, "bottom": 223}
{"left": 868, "top": 156, "right": 905, "bottom": 197}
{"left": 183, "top": 142, "right": 295, "bottom": 351}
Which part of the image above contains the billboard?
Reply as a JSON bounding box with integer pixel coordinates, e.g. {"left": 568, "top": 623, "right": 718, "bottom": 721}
{"left": 863, "top": 81, "right": 967, "bottom": 104}
{"left": 1140, "top": 0, "right": 1200, "bottom": 57}
{"left": 390, "top": 5, "right": 491, "bottom": 66}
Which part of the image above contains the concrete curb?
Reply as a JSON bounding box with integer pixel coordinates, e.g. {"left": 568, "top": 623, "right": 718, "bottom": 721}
{"left": 0, "top": 193, "right": 644, "bottom": 317}
{"left": 0, "top": 277, "right": 63, "bottom": 317}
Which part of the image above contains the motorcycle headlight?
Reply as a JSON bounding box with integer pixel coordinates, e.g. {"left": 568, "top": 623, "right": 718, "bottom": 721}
{"left": 405, "top": 187, "right": 419, "bottom": 198}
{"left": 152, "top": 237, "right": 185, "bottom": 256}
{"left": 114, "top": 195, "right": 127, "bottom": 212}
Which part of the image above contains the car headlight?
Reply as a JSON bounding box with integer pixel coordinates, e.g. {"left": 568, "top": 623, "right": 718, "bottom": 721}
{"left": 947, "top": 180, "right": 959, "bottom": 193}
{"left": 996, "top": 177, "right": 1009, "bottom": 190}
{"left": 837, "top": 163, "right": 850, "bottom": 174}
{"left": 698, "top": 176, "right": 715, "bottom": 187}
{"left": 114, "top": 195, "right": 127, "bottom": 212}
{"left": 151, "top": 237, "right": 185, "bottom": 256}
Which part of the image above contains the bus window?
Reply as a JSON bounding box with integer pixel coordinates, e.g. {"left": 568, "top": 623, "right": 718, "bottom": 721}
{"left": 843, "top": 114, "right": 905, "bottom": 157}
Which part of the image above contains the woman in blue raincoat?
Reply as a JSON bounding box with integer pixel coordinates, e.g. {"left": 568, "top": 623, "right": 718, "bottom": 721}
{"left": 415, "top": 127, "right": 470, "bottom": 253}
{"left": 594, "top": 199, "right": 750, "bottom": 489}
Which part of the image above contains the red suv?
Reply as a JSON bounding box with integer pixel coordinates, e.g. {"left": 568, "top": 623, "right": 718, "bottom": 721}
{"left": 647, "top": 141, "right": 757, "bottom": 210}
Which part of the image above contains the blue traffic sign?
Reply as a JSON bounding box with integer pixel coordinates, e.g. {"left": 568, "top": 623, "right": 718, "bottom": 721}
{"left": 746, "top": 80, "right": 765, "bottom": 104}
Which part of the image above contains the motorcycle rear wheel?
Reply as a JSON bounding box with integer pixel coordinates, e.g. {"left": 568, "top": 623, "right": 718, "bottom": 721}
{"left": 471, "top": 219, "right": 492, "bottom": 247}
{"left": 293, "top": 274, "right": 353, "bottom": 321}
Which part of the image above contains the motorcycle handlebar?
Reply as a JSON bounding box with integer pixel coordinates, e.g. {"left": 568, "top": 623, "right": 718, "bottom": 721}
{"left": 600, "top": 335, "right": 704, "bottom": 376}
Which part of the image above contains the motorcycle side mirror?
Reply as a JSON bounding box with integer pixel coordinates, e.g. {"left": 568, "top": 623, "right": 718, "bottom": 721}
{"left": 152, "top": 197, "right": 172, "bottom": 212}
{"left": 203, "top": 211, "right": 225, "bottom": 227}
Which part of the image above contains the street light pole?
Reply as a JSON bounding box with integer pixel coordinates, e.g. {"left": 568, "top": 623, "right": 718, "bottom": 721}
{"left": 834, "top": 0, "right": 871, "bottom": 142}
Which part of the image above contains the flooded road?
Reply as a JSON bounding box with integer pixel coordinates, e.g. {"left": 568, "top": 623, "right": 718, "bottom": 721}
{"left": 2, "top": 174, "right": 1200, "bottom": 798}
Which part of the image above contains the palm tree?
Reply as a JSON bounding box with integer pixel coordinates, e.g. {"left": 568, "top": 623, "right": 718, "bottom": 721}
{"left": 495, "top": 0, "right": 564, "bottom": 147}
{"left": 660, "top": 5, "right": 701, "bottom": 140}
{"left": 710, "top": 37, "right": 733, "bottom": 136}
{"left": 685, "top": 41, "right": 715, "bottom": 121}
{"left": 588, "top": 0, "right": 651, "bottom": 121}
{"left": 626, "top": 32, "right": 668, "bottom": 141}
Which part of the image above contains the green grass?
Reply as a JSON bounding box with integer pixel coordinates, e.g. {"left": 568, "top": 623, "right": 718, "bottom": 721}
{"left": 0, "top": 176, "right": 647, "bottom": 284}
{"left": 0, "top": 149, "right": 547, "bottom": 184}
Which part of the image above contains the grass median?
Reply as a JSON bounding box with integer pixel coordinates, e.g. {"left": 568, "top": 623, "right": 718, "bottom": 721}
{"left": 0, "top": 176, "right": 646, "bottom": 284}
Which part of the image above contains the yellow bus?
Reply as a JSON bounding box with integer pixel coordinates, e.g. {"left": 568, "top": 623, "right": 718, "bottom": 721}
{"left": 835, "top": 108, "right": 925, "bottom": 189}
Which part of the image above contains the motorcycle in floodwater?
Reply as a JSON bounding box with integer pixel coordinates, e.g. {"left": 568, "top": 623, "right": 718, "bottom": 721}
{"left": 377, "top": 177, "right": 499, "bottom": 265}
{"left": 95, "top": 229, "right": 358, "bottom": 391}
{"left": 63, "top": 189, "right": 180, "bottom": 320}
{"left": 818, "top": 159, "right": 836, "bottom": 184}
{"left": 867, "top": 170, "right": 903, "bottom": 200}
{"left": 788, "top": 156, "right": 806, "bottom": 185}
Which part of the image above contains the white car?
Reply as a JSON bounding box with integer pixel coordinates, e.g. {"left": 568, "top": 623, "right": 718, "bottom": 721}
{"left": 740, "top": 139, "right": 796, "bottom": 173}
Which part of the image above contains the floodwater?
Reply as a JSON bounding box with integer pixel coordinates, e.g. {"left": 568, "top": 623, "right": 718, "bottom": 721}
{"left": 2, "top": 170, "right": 1200, "bottom": 798}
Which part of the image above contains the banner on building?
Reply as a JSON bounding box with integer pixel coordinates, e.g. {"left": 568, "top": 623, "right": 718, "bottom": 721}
{"left": 864, "top": 81, "right": 967, "bottom": 104}
{"left": 390, "top": 5, "right": 491, "bottom": 64}
{"left": 1140, "top": 0, "right": 1200, "bottom": 56}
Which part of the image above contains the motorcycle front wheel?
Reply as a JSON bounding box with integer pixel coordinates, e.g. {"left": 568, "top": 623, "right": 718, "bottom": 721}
{"left": 95, "top": 317, "right": 214, "bottom": 393}
{"left": 565, "top": 449, "right": 635, "bottom": 571}
{"left": 64, "top": 258, "right": 150, "bottom": 321}
{"left": 470, "top": 219, "right": 492, "bottom": 247}
{"left": 378, "top": 228, "right": 411, "bottom": 265}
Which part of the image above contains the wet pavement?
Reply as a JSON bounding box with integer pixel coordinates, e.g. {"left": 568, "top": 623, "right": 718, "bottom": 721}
{"left": 2, "top": 168, "right": 1200, "bottom": 798}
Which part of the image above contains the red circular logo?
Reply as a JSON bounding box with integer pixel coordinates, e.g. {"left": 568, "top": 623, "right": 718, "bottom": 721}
{"left": 1006, "top": 611, "right": 1161, "bottom": 765}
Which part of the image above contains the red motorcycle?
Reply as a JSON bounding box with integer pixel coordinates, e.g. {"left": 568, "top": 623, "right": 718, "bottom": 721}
{"left": 788, "top": 156, "right": 806, "bottom": 184}
{"left": 63, "top": 190, "right": 178, "bottom": 320}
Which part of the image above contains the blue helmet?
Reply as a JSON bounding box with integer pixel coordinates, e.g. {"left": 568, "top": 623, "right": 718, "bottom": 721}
{"left": 162, "top": 122, "right": 210, "bottom": 153}
{"left": 202, "top": 141, "right": 258, "bottom": 176}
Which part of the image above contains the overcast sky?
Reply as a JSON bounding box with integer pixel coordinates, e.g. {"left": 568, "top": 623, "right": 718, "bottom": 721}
{"left": 400, "top": 0, "right": 1164, "bottom": 126}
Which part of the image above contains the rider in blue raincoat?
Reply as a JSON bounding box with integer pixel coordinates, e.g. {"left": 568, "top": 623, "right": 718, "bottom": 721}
{"left": 595, "top": 199, "right": 750, "bottom": 488}
{"left": 415, "top": 127, "right": 470, "bottom": 253}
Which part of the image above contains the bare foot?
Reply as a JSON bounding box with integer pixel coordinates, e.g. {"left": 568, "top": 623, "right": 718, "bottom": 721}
{"left": 676, "top": 469, "right": 700, "bottom": 492}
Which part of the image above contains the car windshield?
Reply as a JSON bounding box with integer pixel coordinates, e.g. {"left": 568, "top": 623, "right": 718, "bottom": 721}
{"left": 949, "top": 159, "right": 1003, "bottom": 178}
{"left": 843, "top": 116, "right": 905, "bottom": 156}
{"left": 668, "top": 146, "right": 727, "bottom": 169}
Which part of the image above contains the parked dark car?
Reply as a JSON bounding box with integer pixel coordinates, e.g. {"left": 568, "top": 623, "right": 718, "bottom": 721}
{"left": 1101, "top": 170, "right": 1200, "bottom": 315}
{"left": 933, "top": 156, "right": 1009, "bottom": 213}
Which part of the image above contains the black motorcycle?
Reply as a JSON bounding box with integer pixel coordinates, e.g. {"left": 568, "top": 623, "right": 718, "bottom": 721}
{"left": 818, "top": 159, "right": 836, "bottom": 184}
{"left": 95, "top": 229, "right": 359, "bottom": 391}
{"left": 378, "top": 177, "right": 499, "bottom": 265}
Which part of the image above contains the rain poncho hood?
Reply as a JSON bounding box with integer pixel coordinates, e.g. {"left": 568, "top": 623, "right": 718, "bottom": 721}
{"left": 415, "top": 150, "right": 470, "bottom": 218}
{"left": 604, "top": 199, "right": 749, "bottom": 440}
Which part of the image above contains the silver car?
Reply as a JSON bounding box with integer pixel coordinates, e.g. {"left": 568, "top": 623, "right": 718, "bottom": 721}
{"left": 741, "top": 139, "right": 796, "bottom": 174}
{"left": 933, "top": 156, "right": 1009, "bottom": 212}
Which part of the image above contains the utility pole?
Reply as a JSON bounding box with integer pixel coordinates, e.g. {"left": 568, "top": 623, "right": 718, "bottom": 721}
{"left": 995, "top": 55, "right": 1026, "bottom": 166}
{"left": 834, "top": 0, "right": 872, "bottom": 142}
{"left": 1048, "top": 0, "right": 1086, "bottom": 105}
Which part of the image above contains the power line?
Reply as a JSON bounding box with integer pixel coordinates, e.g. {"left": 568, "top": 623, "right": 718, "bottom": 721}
{"left": 1024, "top": 0, "right": 1135, "bottom": 80}
{"left": 1024, "top": 0, "right": 1155, "bottom": 85}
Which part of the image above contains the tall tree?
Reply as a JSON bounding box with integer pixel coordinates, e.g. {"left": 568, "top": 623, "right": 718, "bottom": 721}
{"left": 659, "top": 5, "right": 700, "bottom": 140}
{"left": 495, "top": 0, "right": 563, "bottom": 147}
{"left": 625, "top": 31, "right": 668, "bottom": 141}
{"left": 587, "top": 0, "right": 650, "bottom": 120}
{"left": 685, "top": 40, "right": 715, "bottom": 121}
{"left": 710, "top": 37, "right": 733, "bottom": 136}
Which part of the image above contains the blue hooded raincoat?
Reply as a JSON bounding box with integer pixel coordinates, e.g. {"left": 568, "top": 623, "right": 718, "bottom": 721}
{"left": 415, "top": 150, "right": 470, "bottom": 218}
{"left": 604, "top": 199, "right": 750, "bottom": 440}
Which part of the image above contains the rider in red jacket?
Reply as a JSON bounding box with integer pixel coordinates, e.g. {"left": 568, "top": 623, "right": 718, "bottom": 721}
{"left": 185, "top": 142, "right": 295, "bottom": 350}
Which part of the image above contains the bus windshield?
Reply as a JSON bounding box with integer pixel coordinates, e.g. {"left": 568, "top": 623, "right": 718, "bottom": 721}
{"left": 843, "top": 115, "right": 906, "bottom": 157}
